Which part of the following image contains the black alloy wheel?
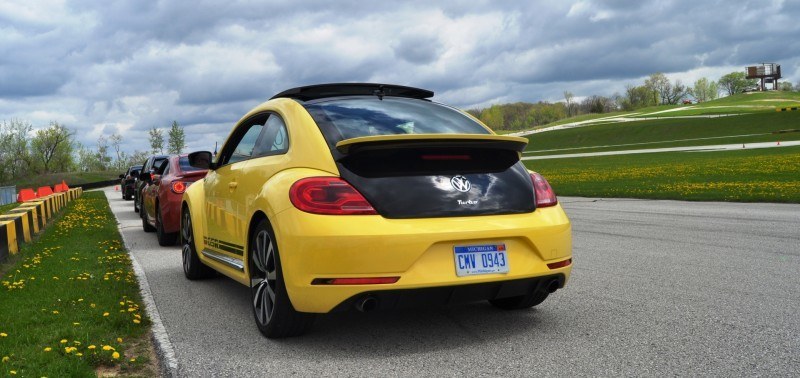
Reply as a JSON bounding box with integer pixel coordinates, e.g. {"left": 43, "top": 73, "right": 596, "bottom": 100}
{"left": 181, "top": 207, "right": 214, "bottom": 279}
{"left": 156, "top": 205, "right": 178, "bottom": 246}
{"left": 249, "top": 220, "right": 314, "bottom": 338}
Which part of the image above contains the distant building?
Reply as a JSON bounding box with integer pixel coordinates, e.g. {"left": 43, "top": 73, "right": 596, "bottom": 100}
{"left": 745, "top": 63, "right": 781, "bottom": 91}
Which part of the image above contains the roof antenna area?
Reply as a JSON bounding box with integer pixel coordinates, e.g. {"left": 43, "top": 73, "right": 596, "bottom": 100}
{"left": 373, "top": 85, "right": 385, "bottom": 100}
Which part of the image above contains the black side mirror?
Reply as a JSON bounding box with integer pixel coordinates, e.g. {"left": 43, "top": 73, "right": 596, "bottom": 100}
{"left": 188, "top": 151, "right": 214, "bottom": 170}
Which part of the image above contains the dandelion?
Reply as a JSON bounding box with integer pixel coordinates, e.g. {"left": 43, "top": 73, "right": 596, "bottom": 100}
{"left": 116, "top": 337, "right": 123, "bottom": 343}
{"left": 0, "top": 332, "right": 6, "bottom": 337}
{"left": 60, "top": 339, "right": 68, "bottom": 344}
{"left": 133, "top": 319, "right": 141, "bottom": 324}
{"left": 103, "top": 312, "right": 109, "bottom": 317}
{"left": 112, "top": 351, "right": 120, "bottom": 359}
{"left": 9, "top": 370, "right": 16, "bottom": 375}
{"left": 2, "top": 356, "right": 8, "bottom": 363}
{"left": 52, "top": 311, "right": 59, "bottom": 314}
{"left": 73, "top": 323, "right": 80, "bottom": 326}
{"left": 102, "top": 345, "right": 114, "bottom": 351}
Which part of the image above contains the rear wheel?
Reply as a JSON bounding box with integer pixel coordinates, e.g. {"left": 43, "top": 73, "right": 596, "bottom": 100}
{"left": 156, "top": 205, "right": 178, "bottom": 246}
{"left": 249, "top": 220, "right": 314, "bottom": 338}
{"left": 141, "top": 201, "right": 155, "bottom": 232}
{"left": 181, "top": 207, "right": 215, "bottom": 279}
{"left": 489, "top": 291, "right": 548, "bottom": 310}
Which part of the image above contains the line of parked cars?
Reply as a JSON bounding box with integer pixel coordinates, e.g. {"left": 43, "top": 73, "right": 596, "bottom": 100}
{"left": 119, "top": 153, "right": 209, "bottom": 246}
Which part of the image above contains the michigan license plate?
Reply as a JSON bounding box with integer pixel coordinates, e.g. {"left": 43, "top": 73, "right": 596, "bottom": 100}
{"left": 454, "top": 243, "right": 509, "bottom": 277}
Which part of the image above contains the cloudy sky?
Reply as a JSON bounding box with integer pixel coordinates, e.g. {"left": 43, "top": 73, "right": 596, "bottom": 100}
{"left": 2, "top": 0, "right": 798, "bottom": 155}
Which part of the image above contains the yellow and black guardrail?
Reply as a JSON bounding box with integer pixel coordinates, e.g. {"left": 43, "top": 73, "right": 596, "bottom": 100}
{"left": 0, "top": 187, "right": 83, "bottom": 263}
{"left": 776, "top": 106, "right": 799, "bottom": 112}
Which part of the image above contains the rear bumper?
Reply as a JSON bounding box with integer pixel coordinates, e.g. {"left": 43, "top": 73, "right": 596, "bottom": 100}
{"left": 330, "top": 274, "right": 565, "bottom": 312}
{"left": 272, "top": 204, "right": 572, "bottom": 313}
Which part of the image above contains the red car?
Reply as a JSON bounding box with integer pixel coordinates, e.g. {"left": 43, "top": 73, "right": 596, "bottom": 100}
{"left": 142, "top": 154, "right": 208, "bottom": 245}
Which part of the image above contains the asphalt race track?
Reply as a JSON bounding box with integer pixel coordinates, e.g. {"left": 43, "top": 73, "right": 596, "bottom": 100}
{"left": 103, "top": 188, "right": 800, "bottom": 376}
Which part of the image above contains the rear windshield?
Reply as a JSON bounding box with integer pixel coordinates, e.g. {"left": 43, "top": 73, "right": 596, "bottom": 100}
{"left": 179, "top": 156, "right": 204, "bottom": 172}
{"left": 303, "top": 97, "right": 490, "bottom": 145}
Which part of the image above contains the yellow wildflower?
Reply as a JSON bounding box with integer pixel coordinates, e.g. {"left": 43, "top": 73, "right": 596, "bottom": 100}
{"left": 103, "top": 312, "right": 109, "bottom": 317}
{"left": 133, "top": 319, "right": 141, "bottom": 324}
{"left": 112, "top": 352, "right": 120, "bottom": 359}
{"left": 88, "top": 345, "right": 96, "bottom": 350}
{"left": 44, "top": 347, "right": 52, "bottom": 352}
{"left": 60, "top": 339, "right": 68, "bottom": 344}
{"left": 102, "top": 345, "right": 114, "bottom": 351}
{"left": 116, "top": 338, "right": 123, "bottom": 343}
{"left": 0, "top": 333, "right": 7, "bottom": 337}
{"left": 2, "top": 356, "right": 9, "bottom": 363}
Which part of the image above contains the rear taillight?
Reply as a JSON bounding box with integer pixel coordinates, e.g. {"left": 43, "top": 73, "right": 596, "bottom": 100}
{"left": 530, "top": 172, "right": 558, "bottom": 207}
{"left": 171, "top": 181, "right": 187, "bottom": 194}
{"left": 290, "top": 177, "right": 377, "bottom": 215}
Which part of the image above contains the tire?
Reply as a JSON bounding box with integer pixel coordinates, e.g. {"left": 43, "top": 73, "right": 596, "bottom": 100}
{"left": 489, "top": 291, "right": 549, "bottom": 310}
{"left": 142, "top": 202, "right": 155, "bottom": 233}
{"left": 156, "top": 205, "right": 178, "bottom": 246}
{"left": 181, "top": 207, "right": 215, "bottom": 279}
{"left": 249, "top": 219, "right": 314, "bottom": 338}
{"left": 134, "top": 192, "right": 140, "bottom": 213}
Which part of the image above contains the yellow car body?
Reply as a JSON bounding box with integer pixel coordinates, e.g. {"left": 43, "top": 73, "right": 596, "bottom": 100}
{"left": 181, "top": 83, "right": 571, "bottom": 337}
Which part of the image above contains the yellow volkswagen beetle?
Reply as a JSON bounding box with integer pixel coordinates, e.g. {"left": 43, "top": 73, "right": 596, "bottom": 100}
{"left": 181, "top": 83, "right": 572, "bottom": 338}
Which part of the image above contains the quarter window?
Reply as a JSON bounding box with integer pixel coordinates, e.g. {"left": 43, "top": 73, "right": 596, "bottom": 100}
{"left": 252, "top": 115, "right": 289, "bottom": 157}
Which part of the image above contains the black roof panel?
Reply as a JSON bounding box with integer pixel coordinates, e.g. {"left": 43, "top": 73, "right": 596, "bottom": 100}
{"left": 271, "top": 83, "right": 434, "bottom": 101}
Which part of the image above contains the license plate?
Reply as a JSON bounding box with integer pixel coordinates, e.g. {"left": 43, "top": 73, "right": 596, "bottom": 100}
{"left": 454, "top": 243, "right": 509, "bottom": 277}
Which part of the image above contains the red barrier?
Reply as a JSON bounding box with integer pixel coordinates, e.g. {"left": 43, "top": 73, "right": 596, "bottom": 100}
{"left": 54, "top": 184, "right": 66, "bottom": 193}
{"left": 62, "top": 180, "right": 69, "bottom": 190}
{"left": 37, "top": 186, "right": 54, "bottom": 197}
{"left": 17, "top": 188, "right": 37, "bottom": 202}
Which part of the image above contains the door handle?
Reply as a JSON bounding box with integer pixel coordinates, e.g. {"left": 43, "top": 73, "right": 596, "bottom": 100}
{"left": 229, "top": 182, "right": 238, "bottom": 189}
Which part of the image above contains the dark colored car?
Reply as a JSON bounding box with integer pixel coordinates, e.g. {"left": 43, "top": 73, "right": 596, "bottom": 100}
{"left": 134, "top": 155, "right": 169, "bottom": 213}
{"left": 141, "top": 154, "right": 208, "bottom": 245}
{"left": 119, "top": 165, "right": 142, "bottom": 200}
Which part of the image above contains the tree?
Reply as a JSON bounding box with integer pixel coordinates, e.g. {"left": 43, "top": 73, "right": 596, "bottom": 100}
{"left": 780, "top": 82, "right": 794, "bottom": 91}
{"left": 110, "top": 133, "right": 124, "bottom": 170}
{"left": 564, "top": 91, "right": 575, "bottom": 117}
{"left": 0, "top": 120, "right": 32, "bottom": 181}
{"left": 689, "top": 78, "right": 718, "bottom": 102}
{"left": 167, "top": 121, "right": 185, "bottom": 154}
{"left": 30, "top": 121, "right": 74, "bottom": 173}
{"left": 644, "top": 73, "right": 688, "bottom": 105}
{"left": 619, "top": 85, "right": 657, "bottom": 110}
{"left": 718, "top": 72, "right": 756, "bottom": 96}
{"left": 148, "top": 127, "right": 164, "bottom": 154}
{"left": 96, "top": 135, "right": 111, "bottom": 171}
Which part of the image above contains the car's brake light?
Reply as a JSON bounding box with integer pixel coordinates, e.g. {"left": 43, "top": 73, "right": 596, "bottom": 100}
{"left": 171, "top": 181, "right": 187, "bottom": 194}
{"left": 290, "top": 177, "right": 377, "bottom": 215}
{"left": 421, "top": 154, "right": 471, "bottom": 160}
{"left": 530, "top": 172, "right": 558, "bottom": 207}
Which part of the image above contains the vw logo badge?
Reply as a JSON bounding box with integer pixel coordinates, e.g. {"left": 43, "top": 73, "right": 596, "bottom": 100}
{"left": 450, "top": 175, "right": 471, "bottom": 192}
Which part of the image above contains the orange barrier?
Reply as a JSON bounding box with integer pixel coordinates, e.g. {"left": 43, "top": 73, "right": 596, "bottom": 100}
{"left": 17, "top": 188, "right": 37, "bottom": 202}
{"left": 37, "top": 186, "right": 54, "bottom": 197}
{"left": 62, "top": 180, "right": 69, "bottom": 190}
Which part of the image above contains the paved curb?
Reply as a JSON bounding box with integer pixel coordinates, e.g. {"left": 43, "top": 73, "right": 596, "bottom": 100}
{"left": 105, "top": 189, "right": 180, "bottom": 378}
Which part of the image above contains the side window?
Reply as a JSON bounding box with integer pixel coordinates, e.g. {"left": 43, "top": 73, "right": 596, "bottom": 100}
{"left": 252, "top": 114, "right": 289, "bottom": 157}
{"left": 219, "top": 116, "right": 268, "bottom": 166}
{"left": 160, "top": 160, "right": 170, "bottom": 175}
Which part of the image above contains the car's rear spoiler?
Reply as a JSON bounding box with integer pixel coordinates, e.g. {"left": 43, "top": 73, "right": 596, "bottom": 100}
{"left": 334, "top": 134, "right": 529, "bottom": 155}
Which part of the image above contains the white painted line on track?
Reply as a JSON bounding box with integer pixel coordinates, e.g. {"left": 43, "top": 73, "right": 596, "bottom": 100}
{"left": 521, "top": 140, "right": 800, "bottom": 160}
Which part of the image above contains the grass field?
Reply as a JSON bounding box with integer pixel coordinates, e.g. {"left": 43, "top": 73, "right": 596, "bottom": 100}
{"left": 0, "top": 203, "right": 16, "bottom": 214}
{"left": 1, "top": 171, "right": 121, "bottom": 190}
{"left": 525, "top": 112, "right": 800, "bottom": 154}
{"left": 0, "top": 192, "right": 156, "bottom": 377}
{"left": 526, "top": 145, "right": 800, "bottom": 202}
